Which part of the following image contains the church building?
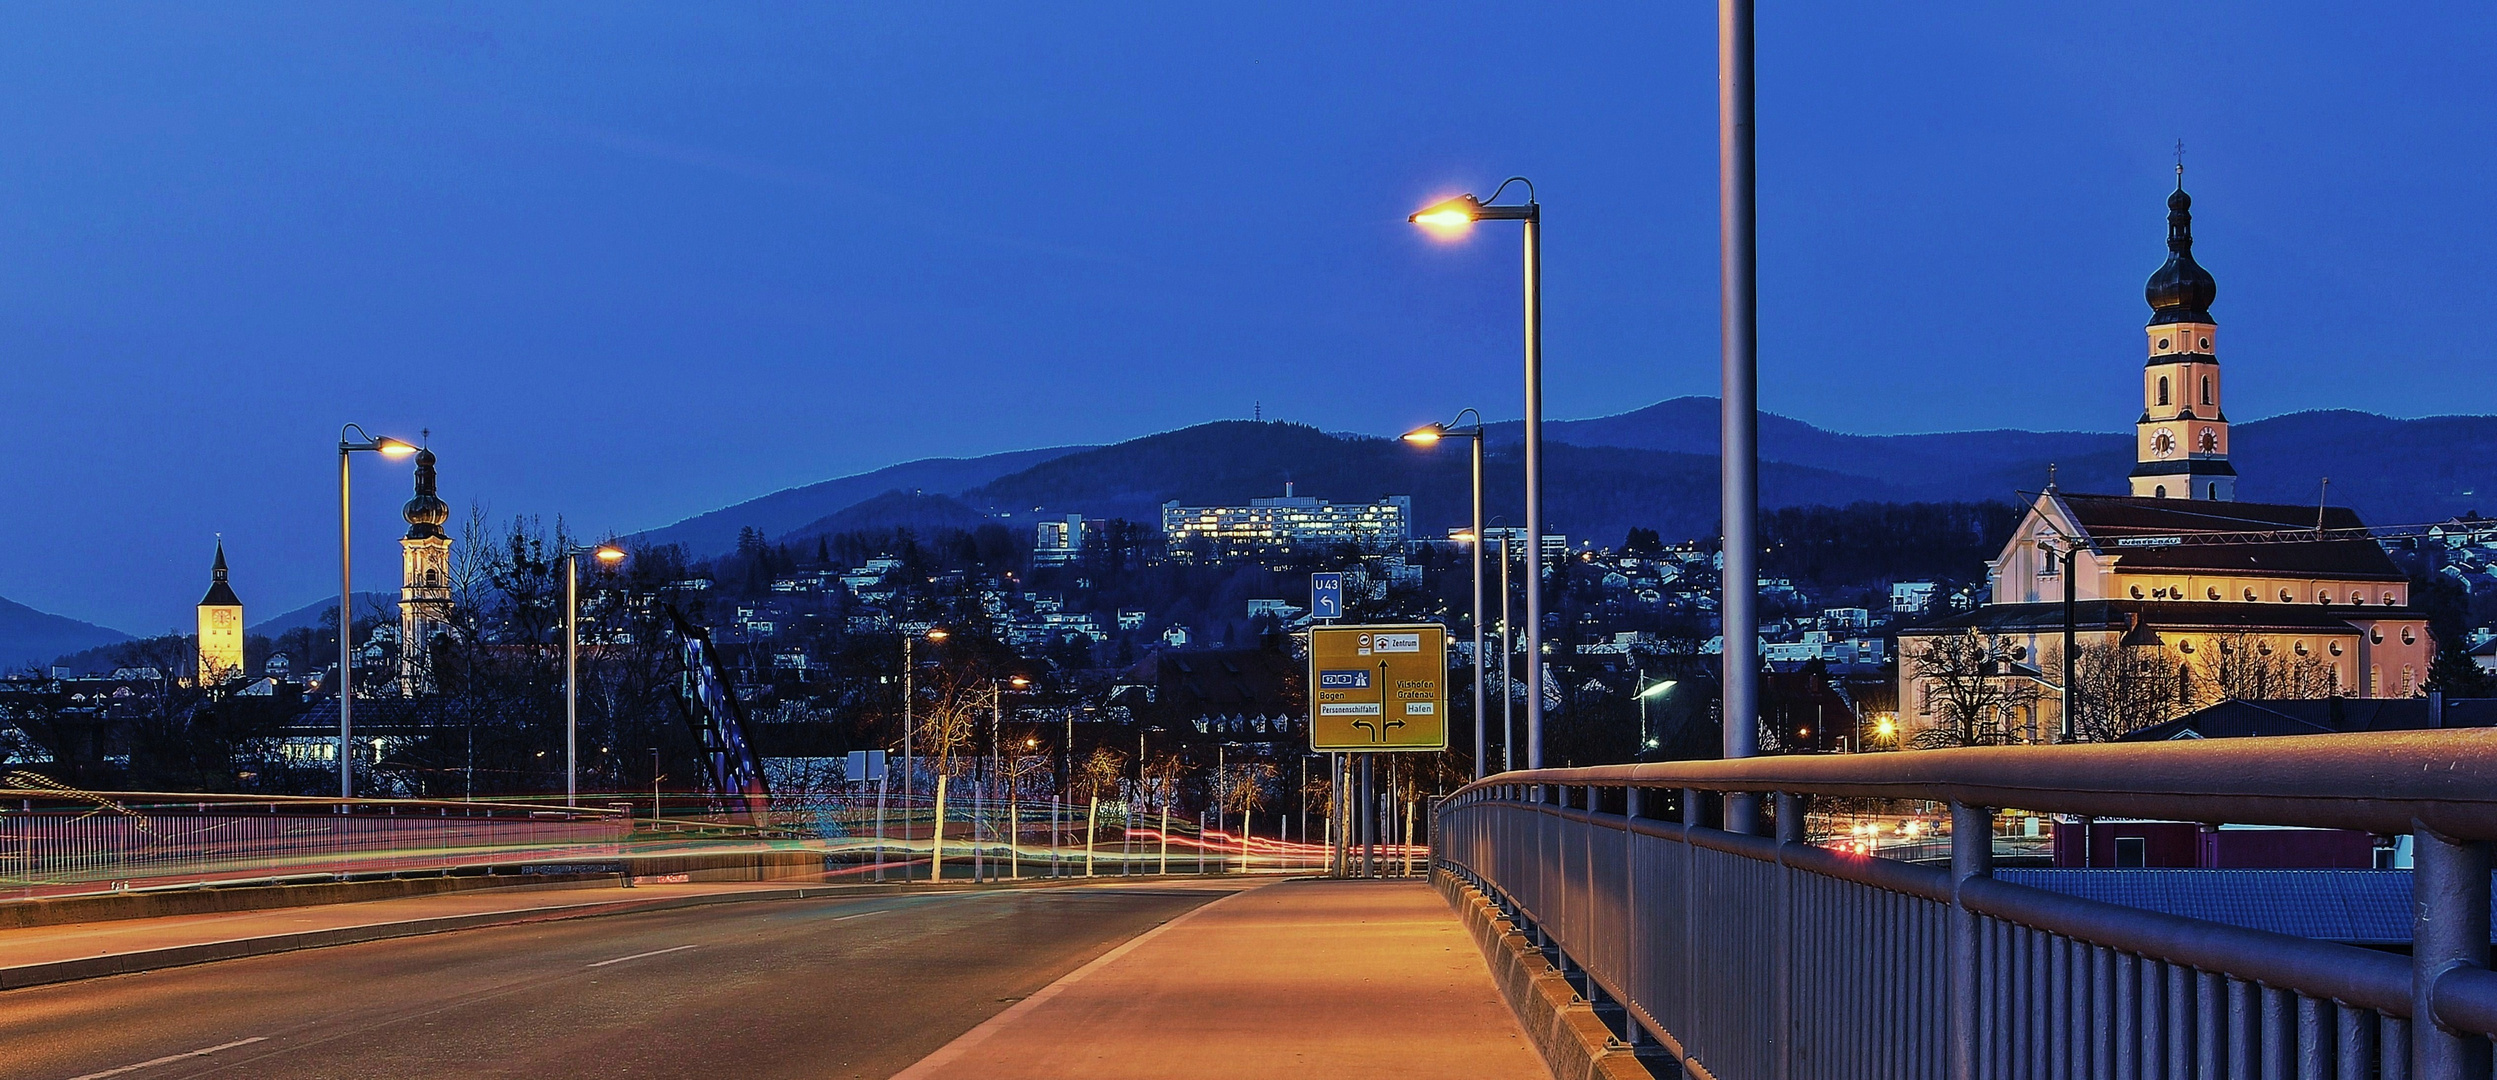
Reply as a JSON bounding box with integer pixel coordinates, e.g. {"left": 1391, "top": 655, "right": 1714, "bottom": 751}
{"left": 399, "top": 448, "right": 453, "bottom": 694}
{"left": 1896, "top": 172, "right": 2433, "bottom": 744}
{"left": 195, "top": 540, "right": 244, "bottom": 685}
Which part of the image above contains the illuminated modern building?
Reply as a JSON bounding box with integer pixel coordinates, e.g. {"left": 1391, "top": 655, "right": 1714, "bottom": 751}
{"left": 195, "top": 541, "right": 244, "bottom": 685}
{"left": 1161, "top": 484, "right": 1411, "bottom": 561}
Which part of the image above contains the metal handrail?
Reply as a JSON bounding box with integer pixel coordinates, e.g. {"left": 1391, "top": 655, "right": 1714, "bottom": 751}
{"left": 1436, "top": 731, "right": 2497, "bottom": 1079}
{"left": 1448, "top": 729, "right": 2497, "bottom": 839}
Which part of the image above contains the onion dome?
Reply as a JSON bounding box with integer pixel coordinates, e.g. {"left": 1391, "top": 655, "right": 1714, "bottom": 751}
{"left": 2144, "top": 180, "right": 2216, "bottom": 325}
{"left": 403, "top": 448, "right": 450, "bottom": 540}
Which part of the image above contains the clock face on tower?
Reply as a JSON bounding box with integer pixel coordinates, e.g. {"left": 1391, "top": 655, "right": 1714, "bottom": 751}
{"left": 2152, "top": 428, "right": 2176, "bottom": 459}
{"left": 213, "top": 609, "right": 237, "bottom": 627}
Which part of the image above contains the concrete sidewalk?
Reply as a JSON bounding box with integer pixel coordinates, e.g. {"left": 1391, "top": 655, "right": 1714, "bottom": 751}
{"left": 893, "top": 878, "right": 1551, "bottom": 1079}
{"left": 0, "top": 878, "right": 858, "bottom": 990}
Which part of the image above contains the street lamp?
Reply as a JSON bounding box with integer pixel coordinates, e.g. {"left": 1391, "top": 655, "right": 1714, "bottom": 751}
{"left": 1410, "top": 178, "right": 1546, "bottom": 768}
{"left": 336, "top": 425, "right": 418, "bottom": 800}
{"left": 903, "top": 626, "right": 947, "bottom": 878}
{"left": 563, "top": 543, "right": 627, "bottom": 807}
{"left": 1403, "top": 410, "right": 1488, "bottom": 779}
{"left": 1637, "top": 677, "right": 1677, "bottom": 756}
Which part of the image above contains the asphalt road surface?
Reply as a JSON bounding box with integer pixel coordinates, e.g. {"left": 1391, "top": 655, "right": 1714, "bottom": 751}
{"left": 3, "top": 882, "right": 1238, "bottom": 1080}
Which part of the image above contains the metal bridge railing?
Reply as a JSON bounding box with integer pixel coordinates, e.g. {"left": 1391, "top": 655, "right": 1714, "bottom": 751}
{"left": 0, "top": 791, "right": 630, "bottom": 900}
{"left": 1434, "top": 730, "right": 2497, "bottom": 1080}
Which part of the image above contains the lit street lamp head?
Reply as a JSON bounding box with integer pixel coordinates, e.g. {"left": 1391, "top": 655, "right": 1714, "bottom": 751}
{"left": 1400, "top": 423, "right": 1444, "bottom": 446}
{"left": 926, "top": 628, "right": 949, "bottom": 642}
{"left": 594, "top": 544, "right": 627, "bottom": 563}
{"left": 1409, "top": 194, "right": 1483, "bottom": 231}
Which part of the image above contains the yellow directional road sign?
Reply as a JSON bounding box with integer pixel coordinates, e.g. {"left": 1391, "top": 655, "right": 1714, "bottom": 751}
{"left": 1308, "top": 623, "right": 1448, "bottom": 752}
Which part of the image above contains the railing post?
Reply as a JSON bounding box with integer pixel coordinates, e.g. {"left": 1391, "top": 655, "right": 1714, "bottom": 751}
{"left": 2413, "top": 821, "right": 2492, "bottom": 1079}
{"left": 1950, "top": 801, "right": 1993, "bottom": 1080}
{"left": 1774, "top": 791, "right": 1804, "bottom": 1080}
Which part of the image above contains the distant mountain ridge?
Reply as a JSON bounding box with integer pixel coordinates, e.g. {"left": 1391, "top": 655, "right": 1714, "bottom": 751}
{"left": 644, "top": 400, "right": 2496, "bottom": 559}
{"left": 632, "top": 446, "right": 1090, "bottom": 555}
{"left": 0, "top": 595, "right": 132, "bottom": 673}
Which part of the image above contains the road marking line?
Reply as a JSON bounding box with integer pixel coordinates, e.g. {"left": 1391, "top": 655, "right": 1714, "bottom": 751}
{"left": 832, "top": 910, "right": 888, "bottom": 921}
{"left": 586, "top": 944, "right": 697, "bottom": 968}
{"left": 887, "top": 882, "right": 1267, "bottom": 1080}
{"left": 66, "top": 1036, "right": 267, "bottom": 1080}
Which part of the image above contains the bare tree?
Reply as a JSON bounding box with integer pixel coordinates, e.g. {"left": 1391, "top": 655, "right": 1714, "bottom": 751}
{"left": 1908, "top": 629, "right": 2040, "bottom": 748}
{"left": 2195, "top": 632, "right": 2336, "bottom": 703}
{"left": 2070, "top": 642, "right": 2180, "bottom": 742}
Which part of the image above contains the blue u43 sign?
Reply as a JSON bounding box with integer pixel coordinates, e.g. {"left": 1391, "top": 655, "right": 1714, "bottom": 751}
{"left": 1310, "top": 572, "right": 1344, "bottom": 620}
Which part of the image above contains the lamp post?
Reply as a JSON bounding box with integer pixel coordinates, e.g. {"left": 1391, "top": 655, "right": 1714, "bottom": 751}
{"left": 1403, "top": 411, "right": 1488, "bottom": 778}
{"left": 1411, "top": 180, "right": 1545, "bottom": 769}
{"left": 1496, "top": 526, "right": 1515, "bottom": 772}
{"left": 1637, "top": 677, "right": 1677, "bottom": 759}
{"left": 336, "top": 425, "right": 417, "bottom": 801}
{"left": 563, "top": 544, "right": 627, "bottom": 807}
{"left": 1719, "top": 0, "right": 1763, "bottom": 833}
{"left": 904, "top": 627, "right": 946, "bottom": 879}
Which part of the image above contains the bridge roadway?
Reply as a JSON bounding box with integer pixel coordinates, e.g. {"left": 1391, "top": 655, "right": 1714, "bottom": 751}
{"left": 1, "top": 877, "right": 1544, "bottom": 1080}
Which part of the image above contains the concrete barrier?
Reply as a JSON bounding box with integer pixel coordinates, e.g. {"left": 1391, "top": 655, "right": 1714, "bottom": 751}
{"left": 1436, "top": 868, "right": 1655, "bottom": 1080}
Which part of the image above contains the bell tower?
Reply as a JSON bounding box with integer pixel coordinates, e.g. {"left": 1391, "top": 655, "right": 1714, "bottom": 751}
{"left": 195, "top": 539, "right": 244, "bottom": 685}
{"left": 399, "top": 448, "right": 454, "bottom": 694}
{"left": 2130, "top": 166, "right": 2235, "bottom": 501}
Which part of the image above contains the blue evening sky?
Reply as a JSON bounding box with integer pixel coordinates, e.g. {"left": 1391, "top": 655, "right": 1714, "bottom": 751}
{"left": 2, "top": 3, "right": 2491, "bottom": 633}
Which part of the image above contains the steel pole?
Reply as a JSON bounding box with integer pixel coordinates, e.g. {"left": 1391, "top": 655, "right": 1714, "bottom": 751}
{"left": 338, "top": 446, "right": 353, "bottom": 801}
{"left": 903, "top": 636, "right": 915, "bottom": 878}
{"left": 565, "top": 553, "right": 578, "bottom": 808}
{"left": 1469, "top": 433, "right": 1487, "bottom": 779}
{"left": 1521, "top": 214, "right": 1546, "bottom": 770}
{"left": 2062, "top": 547, "right": 2079, "bottom": 741}
{"left": 1498, "top": 534, "right": 1514, "bottom": 773}
{"left": 1719, "top": 0, "right": 1761, "bottom": 815}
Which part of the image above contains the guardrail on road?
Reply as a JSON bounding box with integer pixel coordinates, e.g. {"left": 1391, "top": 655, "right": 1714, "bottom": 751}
{"left": 0, "top": 790, "right": 629, "bottom": 900}
{"left": 1434, "top": 731, "right": 2497, "bottom": 1080}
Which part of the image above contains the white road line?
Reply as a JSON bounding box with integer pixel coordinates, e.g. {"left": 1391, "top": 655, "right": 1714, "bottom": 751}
{"left": 66, "top": 1036, "right": 268, "bottom": 1080}
{"left": 586, "top": 944, "right": 698, "bottom": 968}
{"left": 831, "top": 910, "right": 888, "bottom": 921}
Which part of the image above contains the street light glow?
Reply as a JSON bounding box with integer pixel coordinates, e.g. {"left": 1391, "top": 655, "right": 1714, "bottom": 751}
{"left": 1409, "top": 195, "right": 1481, "bottom": 231}
{"left": 926, "top": 628, "right": 950, "bottom": 642}
{"left": 594, "top": 544, "right": 626, "bottom": 562}
{"left": 374, "top": 439, "right": 419, "bottom": 458}
{"left": 1639, "top": 680, "right": 1678, "bottom": 699}
{"left": 1401, "top": 424, "right": 1444, "bottom": 446}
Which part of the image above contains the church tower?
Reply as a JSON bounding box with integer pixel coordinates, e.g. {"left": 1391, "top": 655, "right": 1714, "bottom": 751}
{"left": 195, "top": 540, "right": 244, "bottom": 685}
{"left": 2130, "top": 168, "right": 2236, "bottom": 501}
{"left": 399, "top": 448, "right": 453, "bottom": 694}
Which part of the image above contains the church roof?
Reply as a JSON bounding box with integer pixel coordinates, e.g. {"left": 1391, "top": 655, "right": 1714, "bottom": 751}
{"left": 2145, "top": 178, "right": 2217, "bottom": 325}
{"left": 1908, "top": 598, "right": 2410, "bottom": 637}
{"left": 2051, "top": 494, "right": 2405, "bottom": 581}
{"left": 199, "top": 541, "right": 241, "bottom": 608}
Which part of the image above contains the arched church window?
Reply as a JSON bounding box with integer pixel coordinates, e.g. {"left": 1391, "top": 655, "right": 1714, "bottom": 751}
{"left": 2154, "top": 485, "right": 2167, "bottom": 498}
{"left": 2157, "top": 377, "right": 2170, "bottom": 406}
{"left": 2208, "top": 483, "right": 2219, "bottom": 499}
{"left": 2201, "top": 376, "right": 2212, "bottom": 405}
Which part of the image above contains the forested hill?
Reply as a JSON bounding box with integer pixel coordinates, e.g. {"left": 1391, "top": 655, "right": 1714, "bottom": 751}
{"left": 1505, "top": 398, "right": 2497, "bottom": 529}
{"left": 648, "top": 402, "right": 2496, "bottom": 559}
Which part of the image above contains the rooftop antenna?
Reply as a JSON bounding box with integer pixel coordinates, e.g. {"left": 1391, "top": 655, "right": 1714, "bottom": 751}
{"left": 2315, "top": 477, "right": 2330, "bottom": 531}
